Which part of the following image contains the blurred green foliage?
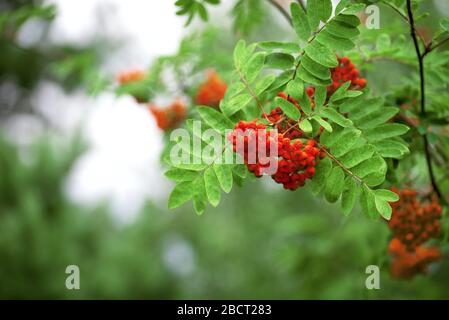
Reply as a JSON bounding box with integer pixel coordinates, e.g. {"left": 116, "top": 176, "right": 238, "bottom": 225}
{"left": 0, "top": 135, "right": 448, "bottom": 299}
{"left": 1, "top": 0, "right": 449, "bottom": 299}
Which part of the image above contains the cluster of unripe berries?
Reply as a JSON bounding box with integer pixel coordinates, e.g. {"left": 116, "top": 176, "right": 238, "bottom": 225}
{"left": 387, "top": 188, "right": 442, "bottom": 279}
{"left": 195, "top": 70, "right": 227, "bottom": 108}
{"left": 328, "top": 56, "right": 367, "bottom": 94}
{"left": 229, "top": 91, "right": 324, "bottom": 191}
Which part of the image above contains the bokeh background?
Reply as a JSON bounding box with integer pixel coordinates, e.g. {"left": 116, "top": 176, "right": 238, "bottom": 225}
{"left": 1, "top": 0, "right": 449, "bottom": 299}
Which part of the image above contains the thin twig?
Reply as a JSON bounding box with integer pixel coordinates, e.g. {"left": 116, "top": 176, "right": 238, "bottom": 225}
{"left": 267, "top": 0, "right": 292, "bottom": 26}
{"left": 406, "top": 0, "right": 445, "bottom": 203}
{"left": 237, "top": 70, "right": 270, "bottom": 121}
{"left": 382, "top": 0, "right": 427, "bottom": 48}
{"left": 296, "top": 0, "right": 306, "bottom": 12}
{"left": 424, "top": 36, "right": 449, "bottom": 57}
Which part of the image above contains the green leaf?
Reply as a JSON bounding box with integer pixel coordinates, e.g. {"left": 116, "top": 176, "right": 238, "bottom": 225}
{"left": 243, "top": 52, "right": 265, "bottom": 82}
{"left": 299, "top": 92, "right": 313, "bottom": 115}
{"left": 268, "top": 70, "right": 295, "bottom": 92}
{"left": 360, "top": 186, "right": 378, "bottom": 219}
{"left": 301, "top": 54, "right": 331, "bottom": 80}
{"left": 204, "top": 167, "right": 221, "bottom": 207}
{"left": 374, "top": 139, "right": 409, "bottom": 158}
{"left": 233, "top": 39, "right": 246, "bottom": 67}
{"left": 314, "top": 86, "right": 327, "bottom": 109}
{"left": 258, "top": 41, "right": 301, "bottom": 53}
{"left": 320, "top": 125, "right": 343, "bottom": 147}
{"left": 168, "top": 181, "right": 195, "bottom": 209}
{"left": 304, "top": 41, "right": 338, "bottom": 68}
{"left": 311, "top": 156, "right": 332, "bottom": 194}
{"left": 324, "top": 167, "right": 345, "bottom": 203}
{"left": 331, "top": 128, "right": 361, "bottom": 157}
{"left": 299, "top": 119, "right": 312, "bottom": 133}
{"left": 374, "top": 196, "right": 392, "bottom": 220}
{"left": 171, "top": 161, "right": 208, "bottom": 171}
{"left": 341, "top": 177, "right": 359, "bottom": 216}
{"left": 335, "top": 0, "right": 350, "bottom": 14}
{"left": 192, "top": 177, "right": 206, "bottom": 215}
{"left": 255, "top": 75, "right": 276, "bottom": 95}
{"left": 286, "top": 78, "right": 304, "bottom": 101}
{"left": 291, "top": 2, "right": 311, "bottom": 42}
{"left": 351, "top": 156, "right": 386, "bottom": 180}
{"left": 265, "top": 52, "right": 295, "bottom": 70}
{"left": 165, "top": 169, "right": 199, "bottom": 182}
{"left": 308, "top": 0, "right": 332, "bottom": 30}
{"left": 375, "top": 189, "right": 400, "bottom": 202}
{"left": 275, "top": 96, "right": 301, "bottom": 120}
{"left": 197, "top": 3, "right": 208, "bottom": 21}
{"left": 197, "top": 106, "right": 234, "bottom": 132}
{"left": 342, "top": 3, "right": 365, "bottom": 15}
{"left": 214, "top": 164, "right": 233, "bottom": 193}
{"left": 225, "top": 81, "right": 245, "bottom": 99}
{"left": 354, "top": 107, "right": 399, "bottom": 129}
{"left": 321, "top": 108, "right": 352, "bottom": 127}
{"left": 334, "top": 14, "right": 360, "bottom": 27}
{"left": 316, "top": 30, "right": 355, "bottom": 51}
{"left": 330, "top": 83, "right": 362, "bottom": 102}
{"left": 307, "top": 0, "right": 319, "bottom": 30}
{"left": 193, "top": 194, "right": 206, "bottom": 215}
{"left": 338, "top": 93, "right": 365, "bottom": 113}
{"left": 326, "top": 21, "right": 360, "bottom": 39}
{"left": 348, "top": 97, "right": 383, "bottom": 119}
{"left": 233, "top": 164, "right": 247, "bottom": 178}
{"left": 297, "top": 65, "right": 332, "bottom": 86}
{"left": 365, "top": 124, "right": 410, "bottom": 142}
{"left": 225, "top": 93, "right": 252, "bottom": 116}
{"left": 312, "top": 115, "right": 333, "bottom": 132}
{"left": 339, "top": 145, "right": 376, "bottom": 168}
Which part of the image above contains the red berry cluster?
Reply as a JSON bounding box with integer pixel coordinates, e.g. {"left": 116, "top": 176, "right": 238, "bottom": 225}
{"left": 328, "top": 56, "right": 367, "bottom": 95}
{"left": 266, "top": 91, "right": 315, "bottom": 140}
{"left": 229, "top": 119, "right": 323, "bottom": 191}
{"left": 388, "top": 188, "right": 442, "bottom": 251}
{"left": 271, "top": 137, "right": 320, "bottom": 190}
{"left": 386, "top": 188, "right": 443, "bottom": 279}
{"left": 389, "top": 238, "right": 441, "bottom": 279}
{"left": 195, "top": 70, "right": 227, "bottom": 108}
{"left": 149, "top": 100, "right": 187, "bottom": 131}
{"left": 229, "top": 121, "right": 276, "bottom": 177}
